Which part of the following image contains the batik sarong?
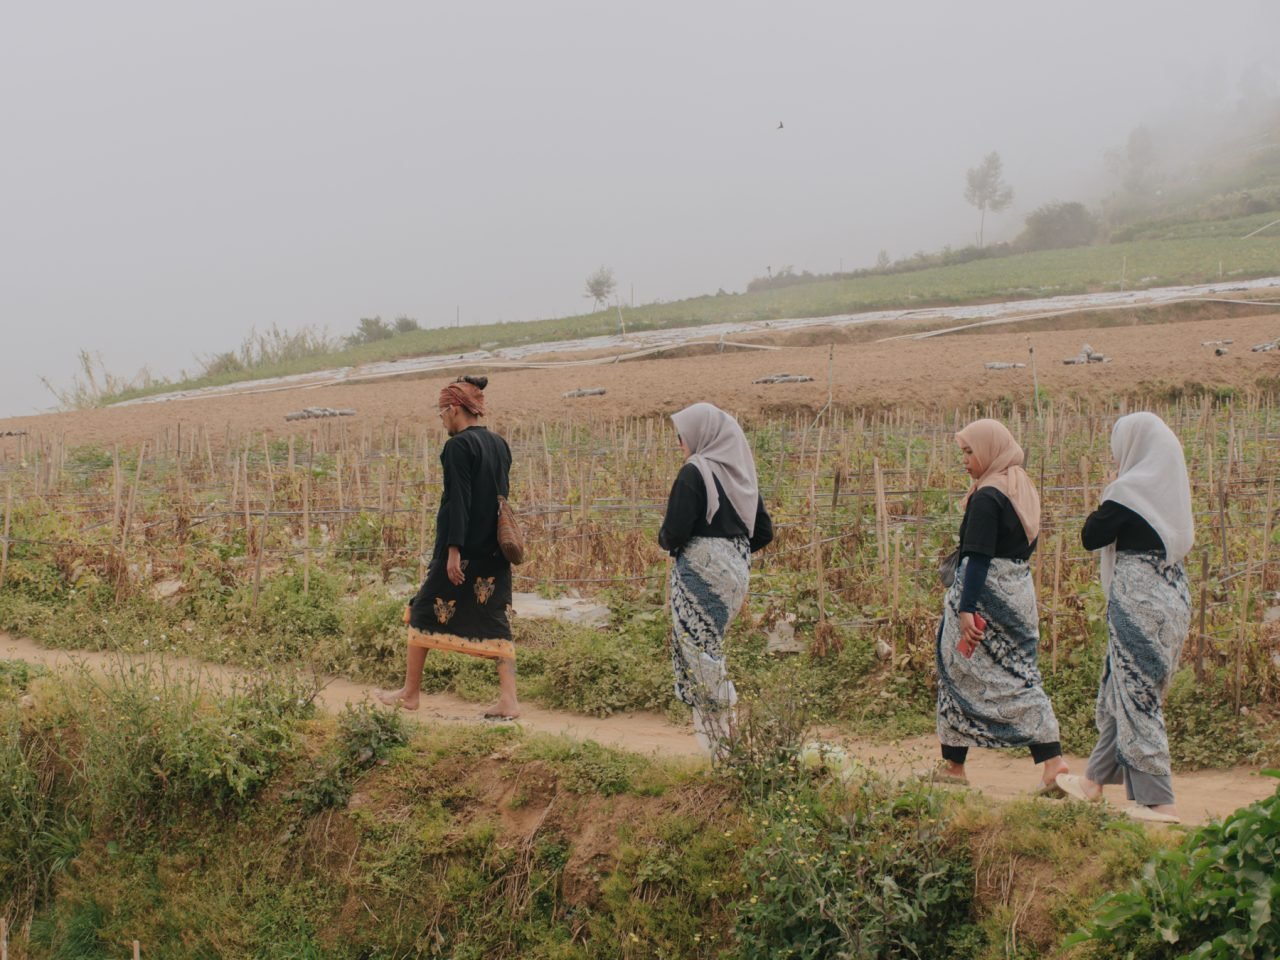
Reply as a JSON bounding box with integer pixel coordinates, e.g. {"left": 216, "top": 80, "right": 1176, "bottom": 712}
{"left": 936, "top": 556, "right": 1060, "bottom": 749}
{"left": 669, "top": 536, "right": 750, "bottom": 711}
{"left": 1096, "top": 550, "right": 1190, "bottom": 777}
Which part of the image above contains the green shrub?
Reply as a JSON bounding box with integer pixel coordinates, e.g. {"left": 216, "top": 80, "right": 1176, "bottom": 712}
{"left": 534, "top": 625, "right": 671, "bottom": 717}
{"left": 54, "top": 661, "right": 313, "bottom": 826}
{"left": 292, "top": 702, "right": 408, "bottom": 814}
{"left": 1069, "top": 771, "right": 1280, "bottom": 958}
{"left": 224, "top": 568, "right": 343, "bottom": 647}
{"left": 735, "top": 776, "right": 978, "bottom": 959}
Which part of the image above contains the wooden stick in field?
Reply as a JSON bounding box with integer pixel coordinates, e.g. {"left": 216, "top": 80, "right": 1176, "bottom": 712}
{"left": 302, "top": 472, "right": 311, "bottom": 596}
{"left": 0, "top": 485, "right": 11, "bottom": 591}
{"left": 1050, "top": 534, "right": 1063, "bottom": 675}
{"left": 121, "top": 443, "right": 145, "bottom": 551}
{"left": 1196, "top": 552, "right": 1208, "bottom": 683}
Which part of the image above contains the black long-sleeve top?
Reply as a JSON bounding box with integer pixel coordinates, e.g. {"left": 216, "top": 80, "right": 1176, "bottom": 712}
{"left": 433, "top": 426, "right": 512, "bottom": 561}
{"left": 957, "top": 487, "right": 1036, "bottom": 613}
{"left": 658, "top": 463, "right": 773, "bottom": 556}
{"left": 1081, "top": 500, "right": 1164, "bottom": 554}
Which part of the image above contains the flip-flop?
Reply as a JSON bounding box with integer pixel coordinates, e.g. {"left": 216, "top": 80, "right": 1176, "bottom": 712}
{"left": 1055, "top": 773, "right": 1101, "bottom": 803}
{"left": 482, "top": 713, "right": 519, "bottom": 722}
{"left": 1124, "top": 805, "right": 1181, "bottom": 824}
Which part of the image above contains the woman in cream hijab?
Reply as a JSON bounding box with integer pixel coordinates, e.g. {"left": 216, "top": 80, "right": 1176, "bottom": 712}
{"left": 933, "top": 419, "right": 1066, "bottom": 791}
{"left": 1057, "top": 412, "right": 1194, "bottom": 823}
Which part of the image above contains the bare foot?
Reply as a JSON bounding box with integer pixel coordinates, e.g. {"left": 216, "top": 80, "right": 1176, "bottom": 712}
{"left": 1040, "top": 757, "right": 1069, "bottom": 789}
{"left": 374, "top": 688, "right": 419, "bottom": 711}
{"left": 483, "top": 702, "right": 520, "bottom": 720}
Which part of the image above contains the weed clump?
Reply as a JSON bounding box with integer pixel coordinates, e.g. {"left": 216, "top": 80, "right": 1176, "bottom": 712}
{"left": 1069, "top": 771, "right": 1280, "bottom": 958}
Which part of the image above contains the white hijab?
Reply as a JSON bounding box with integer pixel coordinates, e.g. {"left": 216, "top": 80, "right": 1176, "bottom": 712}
{"left": 1097, "top": 412, "right": 1195, "bottom": 594}
{"left": 671, "top": 403, "right": 760, "bottom": 536}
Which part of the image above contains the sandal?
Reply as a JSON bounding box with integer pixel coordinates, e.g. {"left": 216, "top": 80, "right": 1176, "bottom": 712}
{"left": 1055, "top": 773, "right": 1101, "bottom": 803}
{"left": 1124, "top": 805, "right": 1180, "bottom": 824}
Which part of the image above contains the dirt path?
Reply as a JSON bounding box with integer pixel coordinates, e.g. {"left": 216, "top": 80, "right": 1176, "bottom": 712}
{"left": 5, "top": 632, "right": 1273, "bottom": 827}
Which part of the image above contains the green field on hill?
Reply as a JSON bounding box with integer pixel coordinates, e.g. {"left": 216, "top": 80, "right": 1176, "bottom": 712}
{"left": 103, "top": 211, "right": 1280, "bottom": 406}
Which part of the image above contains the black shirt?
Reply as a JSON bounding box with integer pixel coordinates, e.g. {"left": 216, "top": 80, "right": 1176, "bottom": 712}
{"left": 958, "top": 487, "right": 1035, "bottom": 561}
{"left": 658, "top": 463, "right": 773, "bottom": 555}
{"left": 434, "top": 426, "right": 512, "bottom": 560}
{"left": 1081, "top": 500, "right": 1164, "bottom": 554}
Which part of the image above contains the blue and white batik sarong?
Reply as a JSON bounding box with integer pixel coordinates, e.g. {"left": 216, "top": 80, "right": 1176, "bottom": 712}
{"left": 1096, "top": 550, "right": 1190, "bottom": 778}
{"left": 937, "top": 556, "right": 1060, "bottom": 750}
{"left": 669, "top": 536, "right": 750, "bottom": 713}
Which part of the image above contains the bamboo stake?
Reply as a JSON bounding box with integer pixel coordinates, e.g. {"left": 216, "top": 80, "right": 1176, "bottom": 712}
{"left": 251, "top": 483, "right": 269, "bottom": 617}
{"left": 1196, "top": 553, "right": 1208, "bottom": 682}
{"left": 112, "top": 445, "right": 122, "bottom": 535}
{"left": 1263, "top": 476, "right": 1275, "bottom": 591}
{"left": 302, "top": 472, "right": 311, "bottom": 596}
{"left": 230, "top": 453, "right": 240, "bottom": 522}
{"left": 418, "top": 487, "right": 429, "bottom": 582}
{"left": 1218, "top": 473, "right": 1230, "bottom": 576}
{"left": 242, "top": 453, "right": 252, "bottom": 533}
{"left": 873, "top": 458, "right": 887, "bottom": 569}
{"left": 1236, "top": 549, "right": 1251, "bottom": 714}
{"left": 1050, "top": 534, "right": 1064, "bottom": 675}
{"left": 121, "top": 443, "right": 145, "bottom": 550}
{"left": 0, "top": 485, "right": 11, "bottom": 590}
{"left": 891, "top": 526, "right": 902, "bottom": 623}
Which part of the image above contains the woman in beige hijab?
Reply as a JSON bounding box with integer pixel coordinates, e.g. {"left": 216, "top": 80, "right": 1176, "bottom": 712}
{"left": 932, "top": 419, "right": 1066, "bottom": 791}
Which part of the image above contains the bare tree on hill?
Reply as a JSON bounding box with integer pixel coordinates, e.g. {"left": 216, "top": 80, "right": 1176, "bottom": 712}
{"left": 965, "top": 151, "right": 1015, "bottom": 248}
{"left": 584, "top": 266, "right": 616, "bottom": 311}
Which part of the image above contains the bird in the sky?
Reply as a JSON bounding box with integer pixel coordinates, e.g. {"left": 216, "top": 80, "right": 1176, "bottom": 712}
{"left": 777, "top": 121, "right": 784, "bottom": 130}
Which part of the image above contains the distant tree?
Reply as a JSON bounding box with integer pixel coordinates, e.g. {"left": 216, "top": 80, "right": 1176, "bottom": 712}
{"left": 345, "top": 316, "right": 396, "bottom": 346}
{"left": 1017, "top": 201, "right": 1097, "bottom": 252}
{"left": 964, "top": 151, "right": 1015, "bottom": 247}
{"left": 584, "top": 266, "right": 616, "bottom": 311}
{"left": 875, "top": 249, "right": 891, "bottom": 270}
{"left": 1105, "top": 125, "right": 1159, "bottom": 196}
{"left": 1124, "top": 126, "right": 1157, "bottom": 194}
{"left": 393, "top": 315, "right": 420, "bottom": 334}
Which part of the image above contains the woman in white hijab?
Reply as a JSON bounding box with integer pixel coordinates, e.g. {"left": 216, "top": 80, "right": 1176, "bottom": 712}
{"left": 1057, "top": 412, "right": 1194, "bottom": 823}
{"left": 659, "top": 403, "right": 773, "bottom": 759}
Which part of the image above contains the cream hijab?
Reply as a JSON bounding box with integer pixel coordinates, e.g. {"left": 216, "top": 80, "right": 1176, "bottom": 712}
{"left": 671, "top": 403, "right": 760, "bottom": 536}
{"left": 957, "top": 419, "right": 1041, "bottom": 544}
{"left": 1097, "top": 412, "right": 1194, "bottom": 594}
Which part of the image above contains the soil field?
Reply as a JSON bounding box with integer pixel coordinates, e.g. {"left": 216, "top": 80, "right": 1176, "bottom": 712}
{"left": 4, "top": 306, "right": 1280, "bottom": 450}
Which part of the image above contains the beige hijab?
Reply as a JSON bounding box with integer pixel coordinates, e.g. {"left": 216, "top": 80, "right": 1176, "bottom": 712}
{"left": 957, "top": 419, "right": 1041, "bottom": 544}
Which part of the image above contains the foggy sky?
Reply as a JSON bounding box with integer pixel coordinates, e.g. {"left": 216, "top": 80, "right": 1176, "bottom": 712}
{"left": 2, "top": 0, "right": 1276, "bottom": 418}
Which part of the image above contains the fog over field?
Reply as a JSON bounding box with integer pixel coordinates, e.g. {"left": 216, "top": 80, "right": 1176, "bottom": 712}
{"left": 1, "top": 0, "right": 1276, "bottom": 417}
